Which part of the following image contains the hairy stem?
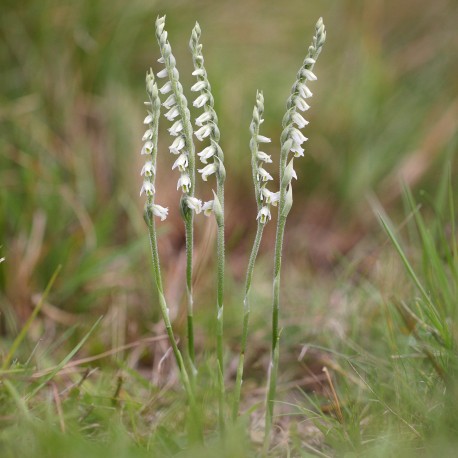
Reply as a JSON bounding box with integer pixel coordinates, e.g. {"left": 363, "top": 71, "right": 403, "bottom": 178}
{"left": 232, "top": 223, "right": 264, "bottom": 421}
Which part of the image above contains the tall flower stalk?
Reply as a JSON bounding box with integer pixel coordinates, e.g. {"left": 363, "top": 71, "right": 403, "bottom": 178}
{"left": 264, "top": 18, "right": 326, "bottom": 450}
{"left": 140, "top": 70, "right": 196, "bottom": 414}
{"left": 190, "top": 22, "right": 227, "bottom": 430}
{"left": 155, "top": 16, "right": 200, "bottom": 369}
{"left": 232, "top": 91, "right": 277, "bottom": 421}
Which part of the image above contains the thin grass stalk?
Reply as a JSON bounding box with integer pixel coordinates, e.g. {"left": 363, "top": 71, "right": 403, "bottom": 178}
{"left": 155, "top": 16, "right": 197, "bottom": 370}
{"left": 264, "top": 19, "right": 326, "bottom": 450}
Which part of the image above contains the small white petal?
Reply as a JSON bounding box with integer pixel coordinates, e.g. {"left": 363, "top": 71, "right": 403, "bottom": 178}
{"left": 169, "top": 136, "right": 185, "bottom": 154}
{"left": 141, "top": 161, "right": 156, "bottom": 176}
{"left": 162, "top": 94, "right": 176, "bottom": 109}
{"left": 256, "top": 206, "right": 271, "bottom": 224}
{"left": 186, "top": 196, "right": 202, "bottom": 214}
{"left": 142, "top": 129, "right": 153, "bottom": 141}
{"left": 198, "top": 145, "right": 216, "bottom": 164}
{"left": 193, "top": 93, "right": 209, "bottom": 108}
{"left": 157, "top": 68, "right": 168, "bottom": 78}
{"left": 159, "top": 82, "right": 172, "bottom": 94}
{"left": 291, "top": 128, "right": 308, "bottom": 145}
{"left": 164, "top": 106, "right": 180, "bottom": 121}
{"left": 141, "top": 141, "right": 153, "bottom": 155}
{"left": 291, "top": 143, "right": 304, "bottom": 157}
{"left": 157, "top": 56, "right": 165, "bottom": 64}
{"left": 191, "top": 80, "right": 207, "bottom": 92}
{"left": 143, "top": 114, "right": 154, "bottom": 124}
{"left": 256, "top": 151, "right": 272, "bottom": 163}
{"left": 172, "top": 153, "right": 189, "bottom": 172}
{"left": 292, "top": 112, "right": 309, "bottom": 128}
{"left": 168, "top": 120, "right": 184, "bottom": 136}
{"left": 195, "top": 111, "right": 213, "bottom": 127}
{"left": 177, "top": 173, "right": 191, "bottom": 192}
{"left": 257, "top": 135, "right": 271, "bottom": 143}
{"left": 257, "top": 167, "right": 273, "bottom": 182}
{"left": 151, "top": 203, "right": 169, "bottom": 221}
{"left": 195, "top": 124, "right": 212, "bottom": 141}
{"left": 198, "top": 163, "right": 217, "bottom": 181}
{"left": 295, "top": 97, "right": 310, "bottom": 112}
{"left": 202, "top": 200, "right": 214, "bottom": 216}
{"left": 140, "top": 180, "right": 155, "bottom": 196}
{"left": 263, "top": 189, "right": 280, "bottom": 206}
{"left": 299, "top": 84, "right": 313, "bottom": 99}
{"left": 304, "top": 58, "right": 316, "bottom": 65}
{"left": 302, "top": 69, "right": 317, "bottom": 81}
{"left": 192, "top": 68, "right": 205, "bottom": 77}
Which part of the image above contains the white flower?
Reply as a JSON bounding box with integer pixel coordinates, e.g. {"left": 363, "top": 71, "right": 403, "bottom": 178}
{"left": 257, "top": 167, "right": 273, "bottom": 182}
{"left": 202, "top": 200, "right": 214, "bottom": 216}
{"left": 198, "top": 145, "right": 216, "bottom": 163}
{"left": 140, "top": 161, "right": 155, "bottom": 177}
{"left": 157, "top": 68, "right": 168, "bottom": 78}
{"left": 163, "top": 94, "right": 176, "bottom": 109}
{"left": 292, "top": 112, "right": 309, "bottom": 128}
{"left": 141, "top": 141, "right": 153, "bottom": 155}
{"left": 193, "top": 93, "right": 209, "bottom": 108}
{"left": 198, "top": 163, "right": 217, "bottom": 181}
{"left": 169, "top": 120, "right": 184, "bottom": 136}
{"left": 140, "top": 180, "right": 155, "bottom": 196}
{"left": 169, "top": 136, "right": 185, "bottom": 154}
{"left": 142, "top": 129, "right": 153, "bottom": 141}
{"left": 257, "top": 135, "right": 271, "bottom": 143}
{"left": 195, "top": 124, "right": 212, "bottom": 141}
{"left": 299, "top": 84, "right": 313, "bottom": 99}
{"left": 144, "top": 114, "right": 154, "bottom": 124}
{"left": 191, "top": 80, "right": 207, "bottom": 92}
{"left": 291, "top": 143, "right": 304, "bottom": 157}
{"left": 195, "top": 111, "right": 213, "bottom": 127}
{"left": 177, "top": 173, "right": 191, "bottom": 192}
{"left": 291, "top": 128, "right": 308, "bottom": 145}
{"left": 295, "top": 97, "right": 310, "bottom": 112}
{"left": 261, "top": 188, "right": 280, "bottom": 206}
{"left": 302, "top": 69, "right": 317, "bottom": 81}
{"left": 192, "top": 68, "right": 205, "bottom": 77}
{"left": 257, "top": 206, "right": 271, "bottom": 224}
{"left": 151, "top": 203, "right": 169, "bottom": 221}
{"left": 159, "top": 82, "right": 172, "bottom": 94}
{"left": 257, "top": 151, "right": 272, "bottom": 163}
{"left": 304, "top": 57, "right": 316, "bottom": 65}
{"left": 165, "top": 106, "right": 180, "bottom": 121}
{"left": 186, "top": 196, "right": 202, "bottom": 214}
{"left": 157, "top": 56, "right": 165, "bottom": 64}
{"left": 172, "top": 153, "right": 189, "bottom": 172}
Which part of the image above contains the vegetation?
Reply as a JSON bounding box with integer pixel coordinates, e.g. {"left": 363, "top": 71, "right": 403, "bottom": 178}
{"left": 1, "top": 0, "right": 457, "bottom": 456}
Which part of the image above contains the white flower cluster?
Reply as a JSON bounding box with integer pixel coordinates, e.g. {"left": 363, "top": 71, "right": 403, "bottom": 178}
{"left": 139, "top": 70, "right": 168, "bottom": 221}
{"left": 280, "top": 18, "right": 326, "bottom": 184}
{"left": 190, "top": 22, "right": 225, "bottom": 218}
{"left": 250, "top": 91, "right": 279, "bottom": 225}
{"left": 155, "top": 16, "right": 202, "bottom": 215}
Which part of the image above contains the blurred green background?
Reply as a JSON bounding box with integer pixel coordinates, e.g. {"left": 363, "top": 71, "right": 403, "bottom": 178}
{"left": 1, "top": 0, "right": 457, "bottom": 344}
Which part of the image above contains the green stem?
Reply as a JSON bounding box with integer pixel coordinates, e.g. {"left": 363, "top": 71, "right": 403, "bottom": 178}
{"left": 147, "top": 219, "right": 202, "bottom": 441}
{"left": 185, "top": 219, "right": 196, "bottom": 367}
{"left": 232, "top": 223, "right": 264, "bottom": 421}
{"left": 264, "top": 140, "right": 289, "bottom": 448}
{"left": 216, "top": 177, "right": 225, "bottom": 431}
{"left": 165, "top": 62, "right": 197, "bottom": 370}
